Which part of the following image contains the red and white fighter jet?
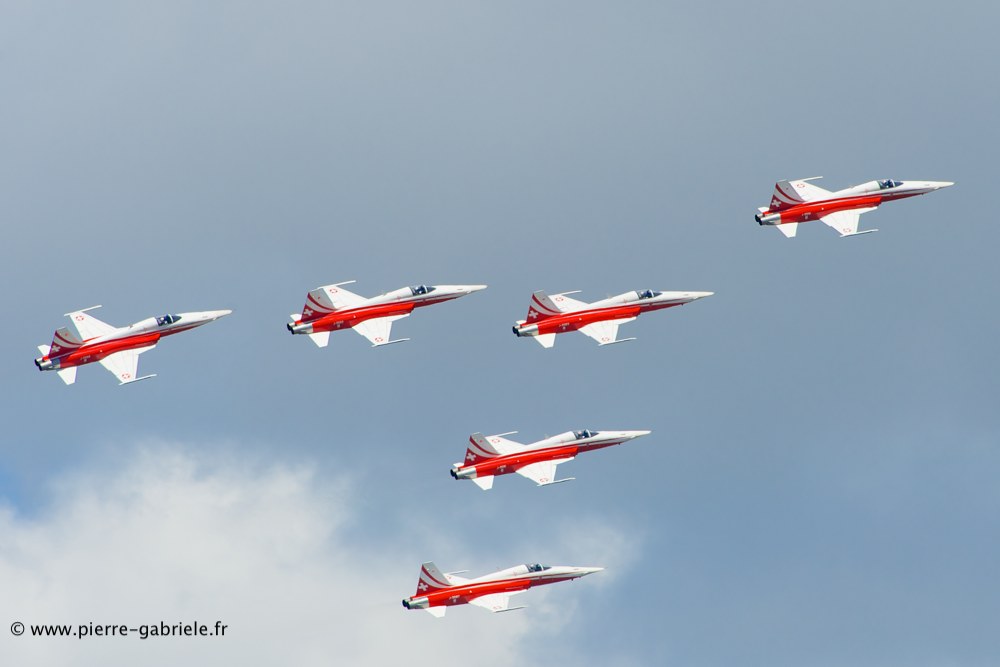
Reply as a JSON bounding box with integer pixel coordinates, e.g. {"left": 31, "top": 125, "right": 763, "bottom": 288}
{"left": 35, "top": 306, "right": 232, "bottom": 385}
{"left": 512, "top": 289, "right": 713, "bottom": 348}
{"left": 451, "top": 429, "right": 652, "bottom": 489}
{"left": 756, "top": 177, "right": 954, "bottom": 238}
{"left": 287, "top": 281, "right": 486, "bottom": 348}
{"left": 402, "top": 561, "right": 603, "bottom": 617}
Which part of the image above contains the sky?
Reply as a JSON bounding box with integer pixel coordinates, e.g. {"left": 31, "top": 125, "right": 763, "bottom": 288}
{"left": 1, "top": 1, "right": 999, "bottom": 665}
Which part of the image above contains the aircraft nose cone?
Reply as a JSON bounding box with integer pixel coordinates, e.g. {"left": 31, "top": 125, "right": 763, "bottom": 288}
{"left": 213, "top": 309, "right": 233, "bottom": 319}
{"left": 688, "top": 291, "right": 714, "bottom": 300}
{"left": 463, "top": 285, "right": 488, "bottom": 293}
{"left": 629, "top": 430, "right": 652, "bottom": 438}
{"left": 579, "top": 567, "right": 605, "bottom": 576}
{"left": 936, "top": 181, "right": 955, "bottom": 189}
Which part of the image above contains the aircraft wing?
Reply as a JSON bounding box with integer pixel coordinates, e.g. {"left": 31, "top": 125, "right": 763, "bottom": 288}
{"left": 549, "top": 293, "right": 588, "bottom": 311}
{"left": 469, "top": 590, "right": 526, "bottom": 613}
{"left": 772, "top": 177, "right": 830, "bottom": 208}
{"left": 579, "top": 317, "right": 636, "bottom": 345}
{"left": 515, "top": 458, "right": 574, "bottom": 486}
{"left": 820, "top": 207, "right": 876, "bottom": 236}
{"left": 67, "top": 309, "right": 116, "bottom": 341}
{"left": 98, "top": 345, "right": 156, "bottom": 384}
{"left": 317, "top": 284, "right": 366, "bottom": 310}
{"left": 352, "top": 314, "right": 409, "bottom": 346}
{"left": 483, "top": 434, "right": 526, "bottom": 455}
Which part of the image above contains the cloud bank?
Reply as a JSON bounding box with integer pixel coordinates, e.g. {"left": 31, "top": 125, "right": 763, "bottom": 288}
{"left": 0, "top": 442, "right": 639, "bottom": 666}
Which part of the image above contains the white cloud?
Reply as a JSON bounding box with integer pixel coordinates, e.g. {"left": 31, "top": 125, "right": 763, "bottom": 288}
{"left": 0, "top": 442, "right": 639, "bottom": 666}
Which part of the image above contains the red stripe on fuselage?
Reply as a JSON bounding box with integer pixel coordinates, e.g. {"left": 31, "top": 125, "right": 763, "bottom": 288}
{"left": 305, "top": 301, "right": 417, "bottom": 333}
{"left": 765, "top": 194, "right": 883, "bottom": 223}
{"left": 531, "top": 303, "right": 682, "bottom": 334}
{"left": 468, "top": 438, "right": 627, "bottom": 477}
{"left": 420, "top": 574, "right": 577, "bottom": 608}
{"left": 49, "top": 332, "right": 162, "bottom": 368}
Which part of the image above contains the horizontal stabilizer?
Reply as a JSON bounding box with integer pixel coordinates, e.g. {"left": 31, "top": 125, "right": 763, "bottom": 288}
{"left": 541, "top": 477, "right": 576, "bottom": 486}
{"left": 471, "top": 475, "right": 494, "bottom": 490}
{"left": 38, "top": 344, "right": 50, "bottom": 356}
{"left": 308, "top": 331, "right": 330, "bottom": 348}
{"left": 534, "top": 333, "right": 556, "bottom": 348}
{"left": 776, "top": 223, "right": 799, "bottom": 238}
{"left": 424, "top": 607, "right": 446, "bottom": 618}
{"left": 57, "top": 367, "right": 77, "bottom": 385}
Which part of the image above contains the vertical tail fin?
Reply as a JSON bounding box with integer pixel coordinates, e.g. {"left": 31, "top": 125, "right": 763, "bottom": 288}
{"left": 465, "top": 433, "right": 501, "bottom": 465}
{"left": 525, "top": 290, "right": 564, "bottom": 322}
{"left": 48, "top": 327, "right": 82, "bottom": 358}
{"left": 300, "top": 288, "right": 337, "bottom": 323}
{"left": 416, "top": 562, "right": 451, "bottom": 596}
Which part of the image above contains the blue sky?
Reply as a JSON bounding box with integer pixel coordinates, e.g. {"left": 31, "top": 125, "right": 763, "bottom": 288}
{"left": 2, "top": 2, "right": 999, "bottom": 665}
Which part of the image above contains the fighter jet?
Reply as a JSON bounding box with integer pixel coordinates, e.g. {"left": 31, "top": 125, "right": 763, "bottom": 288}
{"left": 287, "top": 281, "right": 487, "bottom": 347}
{"left": 35, "top": 306, "right": 232, "bottom": 385}
{"left": 451, "top": 429, "right": 652, "bottom": 489}
{"left": 512, "top": 289, "right": 713, "bottom": 348}
{"left": 402, "top": 561, "right": 603, "bottom": 617}
{"left": 755, "top": 177, "right": 954, "bottom": 238}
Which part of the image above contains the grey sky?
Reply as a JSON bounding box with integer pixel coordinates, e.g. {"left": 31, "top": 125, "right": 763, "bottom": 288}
{"left": 2, "top": 1, "right": 999, "bottom": 665}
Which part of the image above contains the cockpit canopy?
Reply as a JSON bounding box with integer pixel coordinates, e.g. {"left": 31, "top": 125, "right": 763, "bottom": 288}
{"left": 636, "top": 290, "right": 661, "bottom": 299}
{"left": 156, "top": 314, "right": 181, "bottom": 326}
{"left": 878, "top": 179, "right": 903, "bottom": 190}
{"left": 409, "top": 285, "right": 436, "bottom": 296}
{"left": 526, "top": 563, "right": 551, "bottom": 573}
{"left": 573, "top": 429, "right": 596, "bottom": 439}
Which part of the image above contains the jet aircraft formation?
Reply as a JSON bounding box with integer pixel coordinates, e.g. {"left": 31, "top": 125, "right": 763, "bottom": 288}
{"left": 33, "top": 175, "right": 951, "bottom": 616}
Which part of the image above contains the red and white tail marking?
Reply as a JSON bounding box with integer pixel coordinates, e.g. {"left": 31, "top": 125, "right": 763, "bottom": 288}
{"left": 416, "top": 562, "right": 451, "bottom": 595}
{"left": 465, "top": 433, "right": 501, "bottom": 465}
{"left": 300, "top": 287, "right": 337, "bottom": 323}
{"left": 525, "top": 291, "right": 566, "bottom": 322}
{"left": 769, "top": 177, "right": 829, "bottom": 211}
{"left": 47, "top": 327, "right": 82, "bottom": 358}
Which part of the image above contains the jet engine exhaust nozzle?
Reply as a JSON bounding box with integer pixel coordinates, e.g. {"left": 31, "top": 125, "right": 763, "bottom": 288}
{"left": 35, "top": 357, "right": 54, "bottom": 371}
{"left": 756, "top": 212, "right": 780, "bottom": 226}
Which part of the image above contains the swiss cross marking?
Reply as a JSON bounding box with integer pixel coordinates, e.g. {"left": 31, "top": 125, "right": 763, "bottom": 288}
{"left": 51, "top": 344, "right": 61, "bottom": 353}
{"left": 303, "top": 308, "right": 313, "bottom": 317}
{"left": 467, "top": 452, "right": 477, "bottom": 461}
{"left": 418, "top": 582, "right": 428, "bottom": 592}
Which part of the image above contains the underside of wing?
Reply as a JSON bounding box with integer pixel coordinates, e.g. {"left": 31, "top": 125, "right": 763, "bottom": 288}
{"left": 352, "top": 314, "right": 409, "bottom": 346}
{"left": 98, "top": 345, "right": 155, "bottom": 384}
{"left": 469, "top": 590, "right": 525, "bottom": 613}
{"left": 578, "top": 317, "right": 635, "bottom": 345}
{"left": 820, "top": 208, "right": 875, "bottom": 236}
{"left": 67, "top": 310, "right": 116, "bottom": 341}
{"left": 549, "top": 293, "right": 588, "bottom": 311}
{"left": 772, "top": 178, "right": 830, "bottom": 209}
{"left": 515, "top": 458, "right": 573, "bottom": 486}
{"left": 318, "top": 284, "right": 366, "bottom": 310}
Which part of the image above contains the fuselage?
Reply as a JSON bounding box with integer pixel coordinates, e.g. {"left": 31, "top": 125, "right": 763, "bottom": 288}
{"left": 513, "top": 290, "right": 713, "bottom": 338}
{"left": 451, "top": 430, "right": 651, "bottom": 481}
{"left": 288, "top": 284, "right": 486, "bottom": 335}
{"left": 756, "top": 180, "right": 953, "bottom": 226}
{"left": 402, "top": 564, "right": 603, "bottom": 611}
{"left": 34, "top": 310, "right": 231, "bottom": 372}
